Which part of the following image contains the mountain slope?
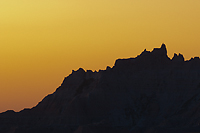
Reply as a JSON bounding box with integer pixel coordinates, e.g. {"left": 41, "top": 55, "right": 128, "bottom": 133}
{"left": 1, "top": 44, "right": 200, "bottom": 133}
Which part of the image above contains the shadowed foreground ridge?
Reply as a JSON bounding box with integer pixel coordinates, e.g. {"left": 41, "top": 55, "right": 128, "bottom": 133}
{"left": 2, "top": 44, "right": 200, "bottom": 133}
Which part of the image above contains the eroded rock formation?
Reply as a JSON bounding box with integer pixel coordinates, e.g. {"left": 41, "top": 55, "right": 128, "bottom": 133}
{"left": 1, "top": 44, "right": 200, "bottom": 133}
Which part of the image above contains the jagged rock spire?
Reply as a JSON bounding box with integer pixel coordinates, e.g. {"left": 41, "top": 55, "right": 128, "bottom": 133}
{"left": 161, "top": 43, "right": 166, "bottom": 49}
{"left": 172, "top": 53, "right": 184, "bottom": 62}
{"left": 151, "top": 43, "right": 167, "bottom": 57}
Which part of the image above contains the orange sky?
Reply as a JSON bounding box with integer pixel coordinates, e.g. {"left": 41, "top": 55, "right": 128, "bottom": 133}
{"left": 0, "top": 0, "right": 200, "bottom": 112}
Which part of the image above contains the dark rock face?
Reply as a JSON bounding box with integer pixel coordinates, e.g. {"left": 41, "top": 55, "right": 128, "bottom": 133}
{"left": 1, "top": 44, "right": 200, "bottom": 133}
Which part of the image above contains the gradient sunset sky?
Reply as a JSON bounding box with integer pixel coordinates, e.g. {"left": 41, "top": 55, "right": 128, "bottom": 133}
{"left": 0, "top": 0, "right": 200, "bottom": 112}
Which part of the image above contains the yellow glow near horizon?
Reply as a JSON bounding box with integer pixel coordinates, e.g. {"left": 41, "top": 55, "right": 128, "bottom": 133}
{"left": 0, "top": 0, "right": 200, "bottom": 112}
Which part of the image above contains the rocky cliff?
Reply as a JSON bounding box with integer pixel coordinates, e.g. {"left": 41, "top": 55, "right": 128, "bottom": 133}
{"left": 1, "top": 44, "right": 200, "bottom": 133}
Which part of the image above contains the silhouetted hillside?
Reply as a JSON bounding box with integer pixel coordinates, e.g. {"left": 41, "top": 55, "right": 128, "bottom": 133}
{"left": 1, "top": 44, "right": 200, "bottom": 133}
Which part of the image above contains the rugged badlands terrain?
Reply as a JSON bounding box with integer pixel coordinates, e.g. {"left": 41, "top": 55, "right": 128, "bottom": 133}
{"left": 1, "top": 44, "right": 200, "bottom": 133}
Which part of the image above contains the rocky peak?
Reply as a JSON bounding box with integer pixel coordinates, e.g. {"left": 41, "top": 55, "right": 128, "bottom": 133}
{"left": 72, "top": 68, "right": 85, "bottom": 74}
{"left": 172, "top": 53, "right": 184, "bottom": 62}
{"left": 114, "top": 44, "right": 170, "bottom": 69}
{"left": 151, "top": 43, "right": 167, "bottom": 57}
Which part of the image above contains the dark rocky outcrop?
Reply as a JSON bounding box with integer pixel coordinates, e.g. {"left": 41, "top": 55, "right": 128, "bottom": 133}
{"left": 1, "top": 44, "right": 200, "bottom": 133}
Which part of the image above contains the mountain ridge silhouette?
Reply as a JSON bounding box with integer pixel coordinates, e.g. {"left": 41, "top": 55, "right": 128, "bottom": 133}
{"left": 1, "top": 43, "right": 200, "bottom": 133}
